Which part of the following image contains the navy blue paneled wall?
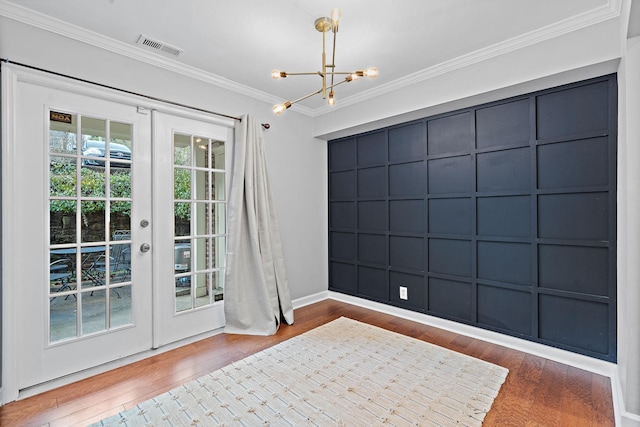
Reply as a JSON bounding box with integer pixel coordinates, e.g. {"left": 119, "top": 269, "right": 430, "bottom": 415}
{"left": 328, "top": 75, "right": 617, "bottom": 361}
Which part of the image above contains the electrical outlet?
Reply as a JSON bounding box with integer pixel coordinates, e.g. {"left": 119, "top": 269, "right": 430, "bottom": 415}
{"left": 399, "top": 286, "right": 408, "bottom": 300}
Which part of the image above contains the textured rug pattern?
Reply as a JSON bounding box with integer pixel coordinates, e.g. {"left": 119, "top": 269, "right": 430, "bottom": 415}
{"left": 91, "top": 317, "right": 508, "bottom": 426}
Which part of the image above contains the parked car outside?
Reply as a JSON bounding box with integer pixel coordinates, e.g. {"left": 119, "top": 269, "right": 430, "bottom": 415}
{"left": 82, "top": 140, "right": 131, "bottom": 167}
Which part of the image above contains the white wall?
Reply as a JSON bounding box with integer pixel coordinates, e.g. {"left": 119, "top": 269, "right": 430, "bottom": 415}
{"left": 261, "top": 114, "right": 328, "bottom": 300}
{"left": 619, "top": 33, "right": 640, "bottom": 427}
{"left": 0, "top": 15, "right": 328, "bottom": 302}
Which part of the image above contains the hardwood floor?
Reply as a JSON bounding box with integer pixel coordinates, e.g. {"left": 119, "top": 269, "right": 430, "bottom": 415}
{"left": 0, "top": 299, "right": 614, "bottom": 426}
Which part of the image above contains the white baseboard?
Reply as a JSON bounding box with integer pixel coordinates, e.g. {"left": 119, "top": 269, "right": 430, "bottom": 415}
{"left": 612, "top": 368, "right": 640, "bottom": 427}
{"left": 328, "top": 292, "right": 616, "bottom": 375}
{"left": 292, "top": 290, "right": 330, "bottom": 309}
{"left": 621, "top": 411, "right": 640, "bottom": 427}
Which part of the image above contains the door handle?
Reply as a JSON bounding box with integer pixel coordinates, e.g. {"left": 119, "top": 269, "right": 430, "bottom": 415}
{"left": 140, "top": 243, "right": 151, "bottom": 253}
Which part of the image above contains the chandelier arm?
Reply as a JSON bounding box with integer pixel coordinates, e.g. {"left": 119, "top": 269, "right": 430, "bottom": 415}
{"left": 321, "top": 28, "right": 328, "bottom": 99}
{"left": 289, "top": 88, "right": 324, "bottom": 106}
{"left": 280, "top": 71, "right": 362, "bottom": 77}
{"left": 329, "top": 26, "right": 337, "bottom": 91}
{"left": 326, "top": 78, "right": 352, "bottom": 91}
{"left": 281, "top": 72, "right": 324, "bottom": 76}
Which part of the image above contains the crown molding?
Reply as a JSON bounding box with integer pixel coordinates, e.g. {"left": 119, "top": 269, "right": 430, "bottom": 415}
{"left": 312, "top": 0, "right": 622, "bottom": 117}
{"left": 0, "top": 0, "right": 620, "bottom": 119}
{"left": 0, "top": 1, "right": 293, "bottom": 107}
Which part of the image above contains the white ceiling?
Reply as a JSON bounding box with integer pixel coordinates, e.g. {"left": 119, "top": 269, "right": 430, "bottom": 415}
{"left": 1, "top": 0, "right": 622, "bottom": 114}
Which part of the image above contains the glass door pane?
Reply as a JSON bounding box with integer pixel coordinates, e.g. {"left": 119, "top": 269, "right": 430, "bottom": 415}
{"left": 173, "top": 134, "right": 226, "bottom": 312}
{"left": 49, "top": 113, "right": 133, "bottom": 342}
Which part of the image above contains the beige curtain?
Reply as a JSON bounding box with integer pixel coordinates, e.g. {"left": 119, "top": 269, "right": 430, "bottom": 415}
{"left": 223, "top": 114, "right": 294, "bottom": 335}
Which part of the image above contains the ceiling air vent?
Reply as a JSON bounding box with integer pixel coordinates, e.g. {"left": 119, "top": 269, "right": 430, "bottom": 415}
{"left": 136, "top": 34, "right": 183, "bottom": 57}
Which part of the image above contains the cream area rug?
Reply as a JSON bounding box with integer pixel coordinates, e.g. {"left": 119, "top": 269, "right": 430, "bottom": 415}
{"left": 91, "top": 317, "right": 508, "bottom": 426}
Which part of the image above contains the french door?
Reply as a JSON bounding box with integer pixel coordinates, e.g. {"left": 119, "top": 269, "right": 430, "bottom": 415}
{"left": 2, "top": 65, "right": 231, "bottom": 399}
{"left": 152, "top": 111, "right": 230, "bottom": 347}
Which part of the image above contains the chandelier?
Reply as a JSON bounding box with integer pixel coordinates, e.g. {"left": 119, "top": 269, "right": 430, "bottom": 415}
{"left": 271, "top": 8, "right": 378, "bottom": 114}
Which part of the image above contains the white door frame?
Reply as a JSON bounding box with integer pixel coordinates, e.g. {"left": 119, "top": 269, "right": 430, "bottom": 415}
{"left": 1, "top": 63, "right": 234, "bottom": 403}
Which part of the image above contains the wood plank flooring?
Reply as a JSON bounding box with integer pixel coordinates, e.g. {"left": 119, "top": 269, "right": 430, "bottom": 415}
{"left": 0, "top": 299, "right": 614, "bottom": 426}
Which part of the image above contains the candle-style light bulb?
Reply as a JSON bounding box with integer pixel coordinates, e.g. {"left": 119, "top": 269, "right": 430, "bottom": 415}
{"left": 272, "top": 101, "right": 292, "bottom": 115}
{"left": 272, "top": 70, "right": 288, "bottom": 79}
{"left": 330, "top": 8, "right": 342, "bottom": 24}
{"left": 365, "top": 67, "right": 379, "bottom": 78}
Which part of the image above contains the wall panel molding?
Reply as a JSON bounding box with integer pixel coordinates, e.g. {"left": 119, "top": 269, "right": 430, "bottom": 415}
{"left": 328, "top": 74, "right": 618, "bottom": 361}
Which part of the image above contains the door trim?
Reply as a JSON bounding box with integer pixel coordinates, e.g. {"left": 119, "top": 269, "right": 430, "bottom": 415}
{"left": 2, "top": 62, "right": 21, "bottom": 405}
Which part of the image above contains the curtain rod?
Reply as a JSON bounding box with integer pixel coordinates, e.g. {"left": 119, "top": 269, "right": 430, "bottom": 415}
{"left": 0, "top": 58, "right": 270, "bottom": 130}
